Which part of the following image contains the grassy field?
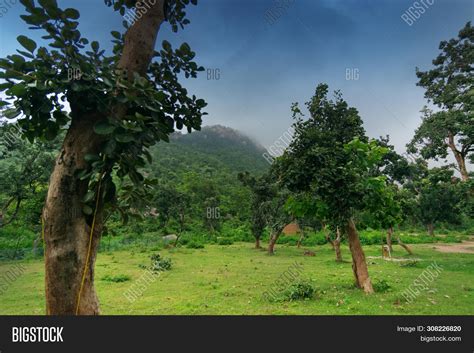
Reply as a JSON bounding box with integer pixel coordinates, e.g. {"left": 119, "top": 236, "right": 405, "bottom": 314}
{"left": 0, "top": 242, "right": 473, "bottom": 315}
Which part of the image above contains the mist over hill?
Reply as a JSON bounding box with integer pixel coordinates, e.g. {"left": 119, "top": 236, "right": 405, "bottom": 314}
{"left": 152, "top": 125, "right": 270, "bottom": 176}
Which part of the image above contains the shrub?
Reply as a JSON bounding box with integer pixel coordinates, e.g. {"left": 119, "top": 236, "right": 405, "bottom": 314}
{"left": 217, "top": 238, "right": 233, "bottom": 245}
{"left": 150, "top": 253, "right": 172, "bottom": 271}
{"left": 101, "top": 274, "right": 130, "bottom": 283}
{"left": 186, "top": 241, "right": 205, "bottom": 249}
{"left": 373, "top": 279, "right": 391, "bottom": 293}
{"left": 283, "top": 281, "right": 315, "bottom": 301}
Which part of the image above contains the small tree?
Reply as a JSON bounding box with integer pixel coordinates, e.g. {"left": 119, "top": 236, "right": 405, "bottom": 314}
{"left": 261, "top": 190, "right": 291, "bottom": 255}
{"left": 238, "top": 172, "right": 270, "bottom": 249}
{"left": 410, "top": 22, "right": 473, "bottom": 181}
{"left": 275, "top": 84, "right": 389, "bottom": 293}
{"left": 417, "top": 167, "right": 463, "bottom": 236}
{"left": 170, "top": 190, "right": 190, "bottom": 246}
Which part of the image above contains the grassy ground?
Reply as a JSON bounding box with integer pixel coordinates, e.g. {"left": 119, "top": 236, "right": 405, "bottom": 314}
{"left": 0, "top": 242, "right": 473, "bottom": 315}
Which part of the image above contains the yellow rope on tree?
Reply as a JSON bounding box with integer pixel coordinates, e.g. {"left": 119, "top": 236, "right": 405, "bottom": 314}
{"left": 75, "top": 178, "right": 103, "bottom": 315}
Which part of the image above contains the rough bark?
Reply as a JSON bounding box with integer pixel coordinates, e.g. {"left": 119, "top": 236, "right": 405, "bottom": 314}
{"left": 427, "top": 223, "right": 435, "bottom": 237}
{"left": 386, "top": 227, "right": 393, "bottom": 252}
{"left": 43, "top": 116, "right": 104, "bottom": 315}
{"left": 346, "top": 219, "right": 374, "bottom": 294}
{"left": 396, "top": 236, "right": 413, "bottom": 255}
{"left": 268, "top": 232, "right": 280, "bottom": 255}
{"left": 447, "top": 132, "right": 469, "bottom": 182}
{"left": 43, "top": 1, "right": 166, "bottom": 315}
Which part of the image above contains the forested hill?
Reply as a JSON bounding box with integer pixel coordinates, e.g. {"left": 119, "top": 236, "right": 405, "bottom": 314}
{"left": 150, "top": 125, "right": 269, "bottom": 177}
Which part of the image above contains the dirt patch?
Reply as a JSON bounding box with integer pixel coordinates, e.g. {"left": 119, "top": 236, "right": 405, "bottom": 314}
{"left": 433, "top": 240, "right": 474, "bottom": 254}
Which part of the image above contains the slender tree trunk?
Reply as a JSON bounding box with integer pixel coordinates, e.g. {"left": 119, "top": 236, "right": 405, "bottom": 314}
{"left": 43, "top": 2, "right": 166, "bottom": 315}
{"left": 255, "top": 238, "right": 261, "bottom": 249}
{"left": 333, "top": 227, "right": 342, "bottom": 262}
{"left": 386, "top": 227, "right": 393, "bottom": 252}
{"left": 396, "top": 236, "right": 413, "bottom": 255}
{"left": 268, "top": 232, "right": 280, "bottom": 255}
{"left": 447, "top": 133, "right": 469, "bottom": 181}
{"left": 323, "top": 223, "right": 335, "bottom": 250}
{"left": 296, "top": 232, "right": 304, "bottom": 248}
{"left": 346, "top": 219, "right": 374, "bottom": 294}
{"left": 427, "top": 223, "right": 434, "bottom": 237}
{"left": 334, "top": 238, "right": 342, "bottom": 262}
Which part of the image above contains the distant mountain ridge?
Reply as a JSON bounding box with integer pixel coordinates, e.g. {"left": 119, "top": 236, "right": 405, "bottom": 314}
{"left": 162, "top": 125, "right": 269, "bottom": 174}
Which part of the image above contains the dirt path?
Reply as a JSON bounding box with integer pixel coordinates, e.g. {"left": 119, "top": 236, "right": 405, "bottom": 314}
{"left": 433, "top": 238, "right": 474, "bottom": 254}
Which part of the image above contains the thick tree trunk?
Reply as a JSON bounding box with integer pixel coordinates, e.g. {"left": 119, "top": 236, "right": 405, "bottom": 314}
{"left": 386, "top": 227, "right": 393, "bottom": 252}
{"left": 346, "top": 219, "right": 374, "bottom": 294}
{"left": 43, "top": 117, "right": 103, "bottom": 315}
{"left": 427, "top": 223, "right": 434, "bottom": 237}
{"left": 43, "top": 1, "right": 166, "bottom": 315}
{"left": 447, "top": 133, "right": 469, "bottom": 181}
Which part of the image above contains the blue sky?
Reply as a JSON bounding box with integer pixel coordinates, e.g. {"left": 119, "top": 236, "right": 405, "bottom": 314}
{"left": 0, "top": 0, "right": 473, "bottom": 154}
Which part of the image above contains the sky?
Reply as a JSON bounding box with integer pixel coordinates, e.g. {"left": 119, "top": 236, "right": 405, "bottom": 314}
{"left": 0, "top": 0, "right": 473, "bottom": 157}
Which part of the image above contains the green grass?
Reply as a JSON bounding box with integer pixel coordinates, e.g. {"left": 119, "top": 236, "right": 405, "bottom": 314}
{"left": 0, "top": 242, "right": 473, "bottom": 315}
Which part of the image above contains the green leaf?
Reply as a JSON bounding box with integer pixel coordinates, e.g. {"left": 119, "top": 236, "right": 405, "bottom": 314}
{"left": 93, "top": 121, "right": 116, "bottom": 135}
{"left": 64, "top": 8, "right": 80, "bottom": 19}
{"left": 8, "top": 84, "right": 27, "bottom": 97}
{"left": 83, "top": 191, "right": 96, "bottom": 203}
{"left": 162, "top": 40, "right": 172, "bottom": 52}
{"left": 19, "top": 0, "right": 35, "bottom": 10}
{"left": 111, "top": 31, "right": 121, "bottom": 39}
{"left": 3, "top": 109, "right": 20, "bottom": 119}
{"left": 84, "top": 154, "right": 100, "bottom": 162}
{"left": 0, "top": 83, "right": 12, "bottom": 92}
{"left": 115, "top": 134, "right": 135, "bottom": 143}
{"left": 91, "top": 41, "right": 99, "bottom": 52}
{"left": 17, "top": 35, "right": 36, "bottom": 53}
{"left": 82, "top": 205, "right": 93, "bottom": 215}
{"left": 16, "top": 50, "right": 35, "bottom": 59}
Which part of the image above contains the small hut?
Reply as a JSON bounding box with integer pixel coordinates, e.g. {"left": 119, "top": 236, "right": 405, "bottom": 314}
{"left": 282, "top": 222, "right": 301, "bottom": 235}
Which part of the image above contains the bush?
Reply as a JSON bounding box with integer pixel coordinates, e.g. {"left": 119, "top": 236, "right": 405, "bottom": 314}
{"left": 186, "top": 241, "right": 205, "bottom": 249}
{"left": 283, "top": 281, "right": 315, "bottom": 301}
{"left": 373, "top": 279, "right": 391, "bottom": 293}
{"left": 217, "top": 238, "right": 233, "bottom": 245}
{"left": 150, "top": 253, "right": 172, "bottom": 271}
{"left": 101, "top": 274, "right": 130, "bottom": 283}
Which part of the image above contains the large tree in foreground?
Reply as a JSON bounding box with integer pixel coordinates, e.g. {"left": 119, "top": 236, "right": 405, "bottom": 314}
{"left": 274, "top": 84, "right": 389, "bottom": 294}
{"left": 0, "top": 0, "right": 206, "bottom": 314}
{"left": 409, "top": 22, "right": 473, "bottom": 181}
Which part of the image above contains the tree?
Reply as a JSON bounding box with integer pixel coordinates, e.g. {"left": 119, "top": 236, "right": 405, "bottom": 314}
{"left": 274, "top": 84, "right": 389, "bottom": 293}
{"left": 0, "top": 0, "right": 206, "bottom": 314}
{"left": 238, "top": 172, "right": 270, "bottom": 249}
{"left": 0, "top": 124, "right": 57, "bottom": 227}
{"left": 154, "top": 185, "right": 179, "bottom": 229}
{"left": 370, "top": 137, "right": 413, "bottom": 254}
{"left": 170, "top": 190, "right": 190, "bottom": 247}
{"left": 409, "top": 22, "right": 473, "bottom": 181}
{"left": 417, "top": 167, "right": 463, "bottom": 236}
{"left": 260, "top": 184, "right": 291, "bottom": 255}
